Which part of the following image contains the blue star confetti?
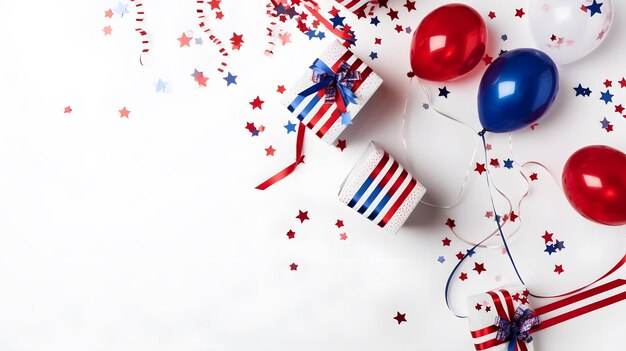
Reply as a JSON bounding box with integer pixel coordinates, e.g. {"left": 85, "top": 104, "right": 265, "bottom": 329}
{"left": 586, "top": 0, "right": 603, "bottom": 17}
{"left": 438, "top": 87, "right": 450, "bottom": 98}
{"left": 284, "top": 120, "right": 297, "bottom": 133}
{"left": 224, "top": 72, "right": 238, "bottom": 86}
{"left": 600, "top": 90, "right": 614, "bottom": 104}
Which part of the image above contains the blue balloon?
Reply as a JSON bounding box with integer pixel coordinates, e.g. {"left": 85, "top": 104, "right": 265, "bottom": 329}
{"left": 478, "top": 48, "right": 559, "bottom": 133}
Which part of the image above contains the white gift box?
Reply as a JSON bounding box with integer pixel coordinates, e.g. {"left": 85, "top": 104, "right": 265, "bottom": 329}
{"left": 468, "top": 285, "right": 536, "bottom": 351}
{"left": 335, "top": 0, "right": 374, "bottom": 16}
{"left": 281, "top": 40, "right": 383, "bottom": 144}
{"left": 338, "top": 142, "right": 426, "bottom": 233}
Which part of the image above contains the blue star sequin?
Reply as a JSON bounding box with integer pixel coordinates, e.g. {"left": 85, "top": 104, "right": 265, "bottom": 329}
{"left": 545, "top": 244, "right": 556, "bottom": 255}
{"left": 554, "top": 240, "right": 565, "bottom": 251}
{"left": 586, "top": 0, "right": 603, "bottom": 17}
{"left": 195, "top": 37, "right": 203, "bottom": 45}
{"left": 370, "top": 16, "right": 380, "bottom": 26}
{"left": 155, "top": 79, "right": 167, "bottom": 93}
{"left": 330, "top": 14, "right": 345, "bottom": 28}
{"left": 437, "top": 256, "right": 445, "bottom": 263}
{"left": 466, "top": 248, "right": 476, "bottom": 257}
{"left": 422, "top": 103, "right": 429, "bottom": 110}
{"left": 600, "top": 117, "right": 611, "bottom": 129}
{"left": 316, "top": 31, "right": 326, "bottom": 40}
{"left": 274, "top": 4, "right": 286, "bottom": 15}
{"left": 113, "top": 2, "right": 129, "bottom": 17}
{"left": 501, "top": 34, "right": 508, "bottom": 41}
{"left": 503, "top": 159, "right": 514, "bottom": 169}
{"left": 574, "top": 84, "right": 587, "bottom": 96}
{"left": 251, "top": 129, "right": 259, "bottom": 137}
{"left": 600, "top": 90, "right": 614, "bottom": 104}
{"left": 438, "top": 87, "right": 450, "bottom": 98}
{"left": 369, "top": 51, "right": 378, "bottom": 60}
{"left": 191, "top": 69, "right": 202, "bottom": 79}
{"left": 284, "top": 120, "right": 297, "bottom": 133}
{"left": 499, "top": 49, "right": 508, "bottom": 56}
{"left": 223, "top": 72, "right": 237, "bottom": 86}
{"left": 305, "top": 30, "right": 316, "bottom": 40}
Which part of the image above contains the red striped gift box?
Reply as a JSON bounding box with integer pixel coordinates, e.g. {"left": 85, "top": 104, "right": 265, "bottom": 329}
{"left": 338, "top": 142, "right": 426, "bottom": 233}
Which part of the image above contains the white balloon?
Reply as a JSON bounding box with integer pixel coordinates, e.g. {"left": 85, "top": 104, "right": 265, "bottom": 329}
{"left": 529, "top": 0, "right": 614, "bottom": 65}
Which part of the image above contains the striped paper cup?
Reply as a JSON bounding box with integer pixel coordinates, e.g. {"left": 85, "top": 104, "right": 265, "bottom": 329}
{"left": 339, "top": 142, "right": 426, "bottom": 233}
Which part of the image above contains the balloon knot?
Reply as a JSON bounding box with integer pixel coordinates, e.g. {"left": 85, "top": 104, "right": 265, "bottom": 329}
{"left": 407, "top": 71, "right": 415, "bottom": 78}
{"left": 478, "top": 129, "right": 486, "bottom": 137}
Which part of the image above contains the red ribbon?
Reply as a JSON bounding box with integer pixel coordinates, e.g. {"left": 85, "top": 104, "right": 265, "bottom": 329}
{"left": 255, "top": 122, "right": 306, "bottom": 190}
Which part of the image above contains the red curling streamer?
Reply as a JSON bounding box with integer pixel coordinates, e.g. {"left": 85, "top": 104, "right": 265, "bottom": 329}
{"left": 196, "top": 0, "right": 229, "bottom": 74}
{"left": 265, "top": 2, "right": 278, "bottom": 55}
{"left": 130, "top": 0, "right": 149, "bottom": 65}
{"left": 255, "top": 122, "right": 306, "bottom": 190}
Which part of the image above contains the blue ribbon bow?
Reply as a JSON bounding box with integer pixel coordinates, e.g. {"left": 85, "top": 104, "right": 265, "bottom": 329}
{"left": 495, "top": 307, "right": 540, "bottom": 351}
{"left": 296, "top": 59, "right": 361, "bottom": 125}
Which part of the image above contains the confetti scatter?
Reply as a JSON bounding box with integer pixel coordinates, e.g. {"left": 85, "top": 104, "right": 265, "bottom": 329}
{"left": 296, "top": 210, "right": 309, "bottom": 223}
{"left": 119, "top": 106, "right": 130, "bottom": 118}
{"left": 393, "top": 311, "right": 407, "bottom": 324}
{"left": 64, "top": 106, "right": 72, "bottom": 114}
{"left": 289, "top": 262, "right": 298, "bottom": 271}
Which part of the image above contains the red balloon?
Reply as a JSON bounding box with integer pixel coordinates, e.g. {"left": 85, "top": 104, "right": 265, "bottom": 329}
{"left": 562, "top": 145, "right": 626, "bottom": 226}
{"left": 410, "top": 4, "right": 487, "bottom": 82}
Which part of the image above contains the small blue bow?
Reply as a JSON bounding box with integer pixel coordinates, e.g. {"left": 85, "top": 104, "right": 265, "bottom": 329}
{"left": 297, "top": 59, "right": 361, "bottom": 125}
{"left": 495, "top": 307, "right": 540, "bottom": 351}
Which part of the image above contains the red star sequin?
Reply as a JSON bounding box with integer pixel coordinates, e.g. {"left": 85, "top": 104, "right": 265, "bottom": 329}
{"left": 64, "top": 106, "right": 72, "bottom": 114}
{"left": 475, "top": 303, "right": 482, "bottom": 311}
{"left": 459, "top": 272, "right": 468, "bottom": 281}
{"left": 104, "top": 9, "right": 113, "bottom": 18}
{"left": 208, "top": 0, "right": 221, "bottom": 10}
{"left": 603, "top": 79, "right": 613, "bottom": 88}
{"left": 387, "top": 8, "right": 399, "bottom": 20}
{"left": 619, "top": 77, "right": 626, "bottom": 88}
{"left": 473, "top": 262, "right": 486, "bottom": 275}
{"left": 554, "top": 264, "right": 564, "bottom": 274}
{"left": 615, "top": 104, "right": 624, "bottom": 114}
{"left": 339, "top": 233, "right": 348, "bottom": 240}
{"left": 456, "top": 251, "right": 465, "bottom": 260}
{"left": 541, "top": 231, "right": 554, "bottom": 244}
{"left": 442, "top": 237, "right": 451, "bottom": 246}
{"left": 230, "top": 32, "right": 244, "bottom": 50}
{"left": 335, "top": 220, "right": 344, "bottom": 228}
{"left": 250, "top": 96, "right": 264, "bottom": 110}
{"left": 286, "top": 230, "right": 296, "bottom": 239}
{"left": 404, "top": 0, "right": 416, "bottom": 12}
{"left": 196, "top": 73, "right": 209, "bottom": 87}
{"left": 177, "top": 32, "right": 192, "bottom": 47}
{"left": 488, "top": 11, "right": 496, "bottom": 19}
{"left": 483, "top": 55, "right": 493, "bottom": 65}
{"left": 296, "top": 210, "right": 309, "bottom": 223}
{"left": 446, "top": 218, "right": 456, "bottom": 228}
{"left": 289, "top": 263, "right": 298, "bottom": 271}
{"left": 277, "top": 85, "right": 286, "bottom": 94}
{"left": 485, "top": 211, "right": 493, "bottom": 218}
{"left": 475, "top": 163, "right": 486, "bottom": 174}
{"left": 490, "top": 158, "right": 500, "bottom": 167}
{"left": 509, "top": 211, "right": 518, "bottom": 222}
{"left": 515, "top": 8, "right": 525, "bottom": 18}
{"left": 394, "top": 25, "right": 403, "bottom": 33}
{"left": 265, "top": 145, "right": 276, "bottom": 156}
{"left": 393, "top": 311, "right": 407, "bottom": 324}
{"left": 529, "top": 173, "right": 538, "bottom": 181}
{"left": 336, "top": 139, "right": 347, "bottom": 151}
{"left": 328, "top": 6, "right": 340, "bottom": 17}
{"left": 374, "top": 38, "right": 382, "bottom": 45}
{"left": 103, "top": 25, "right": 113, "bottom": 35}
{"left": 118, "top": 106, "right": 130, "bottom": 118}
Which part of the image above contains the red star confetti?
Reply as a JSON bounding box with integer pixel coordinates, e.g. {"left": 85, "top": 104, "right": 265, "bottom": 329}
{"left": 230, "top": 33, "right": 244, "bottom": 50}
{"left": 64, "top": 106, "right": 72, "bottom": 114}
{"left": 456, "top": 251, "right": 465, "bottom": 260}
{"left": 604, "top": 79, "right": 612, "bottom": 88}
{"left": 483, "top": 55, "right": 493, "bottom": 65}
{"left": 250, "top": 96, "right": 264, "bottom": 110}
{"left": 442, "top": 237, "right": 451, "bottom": 246}
{"left": 474, "top": 163, "right": 486, "bottom": 175}
{"left": 178, "top": 32, "right": 192, "bottom": 47}
{"left": 459, "top": 272, "right": 468, "bottom": 281}
{"left": 104, "top": 9, "right": 113, "bottom": 18}
{"left": 446, "top": 218, "right": 456, "bottom": 228}
{"left": 404, "top": 0, "right": 416, "bottom": 12}
{"left": 196, "top": 72, "right": 209, "bottom": 87}
{"left": 387, "top": 8, "right": 399, "bottom": 21}
{"left": 265, "top": 146, "right": 276, "bottom": 156}
{"left": 509, "top": 211, "right": 518, "bottom": 222}
{"left": 374, "top": 38, "right": 382, "bottom": 45}
{"left": 208, "top": 0, "right": 221, "bottom": 10}
{"left": 103, "top": 25, "right": 113, "bottom": 35}
{"left": 488, "top": 11, "right": 496, "bottom": 19}
{"left": 329, "top": 6, "right": 340, "bottom": 17}
{"left": 289, "top": 263, "right": 298, "bottom": 271}
{"left": 394, "top": 25, "right": 403, "bottom": 33}
{"left": 542, "top": 231, "right": 554, "bottom": 244}
{"left": 530, "top": 173, "right": 538, "bottom": 181}
{"left": 475, "top": 303, "right": 482, "bottom": 311}
{"left": 473, "top": 262, "right": 486, "bottom": 275}
{"left": 276, "top": 85, "right": 286, "bottom": 94}
{"left": 335, "top": 220, "right": 344, "bottom": 228}
{"left": 515, "top": 8, "right": 525, "bottom": 18}
{"left": 490, "top": 158, "right": 500, "bottom": 167}
{"left": 286, "top": 230, "right": 295, "bottom": 239}
{"left": 215, "top": 11, "right": 223, "bottom": 19}
{"left": 619, "top": 77, "right": 626, "bottom": 88}
{"left": 615, "top": 104, "right": 624, "bottom": 114}
{"left": 336, "top": 139, "right": 346, "bottom": 151}
{"left": 296, "top": 210, "right": 309, "bottom": 223}
{"left": 485, "top": 211, "right": 493, "bottom": 218}
{"left": 118, "top": 107, "right": 130, "bottom": 118}
{"left": 278, "top": 31, "right": 292, "bottom": 45}
{"left": 393, "top": 312, "right": 407, "bottom": 324}
{"left": 339, "top": 233, "right": 348, "bottom": 240}
{"left": 554, "top": 264, "right": 564, "bottom": 274}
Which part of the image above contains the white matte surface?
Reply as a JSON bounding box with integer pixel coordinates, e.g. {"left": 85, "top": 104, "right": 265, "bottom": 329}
{"left": 0, "top": 1, "right": 624, "bottom": 350}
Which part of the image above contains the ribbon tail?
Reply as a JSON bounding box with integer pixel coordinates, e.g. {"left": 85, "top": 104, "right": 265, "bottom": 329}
{"left": 255, "top": 122, "right": 306, "bottom": 190}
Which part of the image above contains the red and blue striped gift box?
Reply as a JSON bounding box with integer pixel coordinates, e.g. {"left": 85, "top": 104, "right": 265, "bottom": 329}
{"left": 339, "top": 142, "right": 426, "bottom": 233}
{"left": 281, "top": 40, "right": 383, "bottom": 144}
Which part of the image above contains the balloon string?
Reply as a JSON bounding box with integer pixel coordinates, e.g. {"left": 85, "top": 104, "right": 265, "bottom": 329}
{"left": 402, "top": 77, "right": 522, "bottom": 248}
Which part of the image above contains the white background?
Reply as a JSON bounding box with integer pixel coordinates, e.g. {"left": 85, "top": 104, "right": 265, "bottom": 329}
{"left": 0, "top": 0, "right": 624, "bottom": 350}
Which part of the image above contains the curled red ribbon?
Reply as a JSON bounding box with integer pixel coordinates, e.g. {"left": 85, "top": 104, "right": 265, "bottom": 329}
{"left": 256, "top": 122, "right": 305, "bottom": 190}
